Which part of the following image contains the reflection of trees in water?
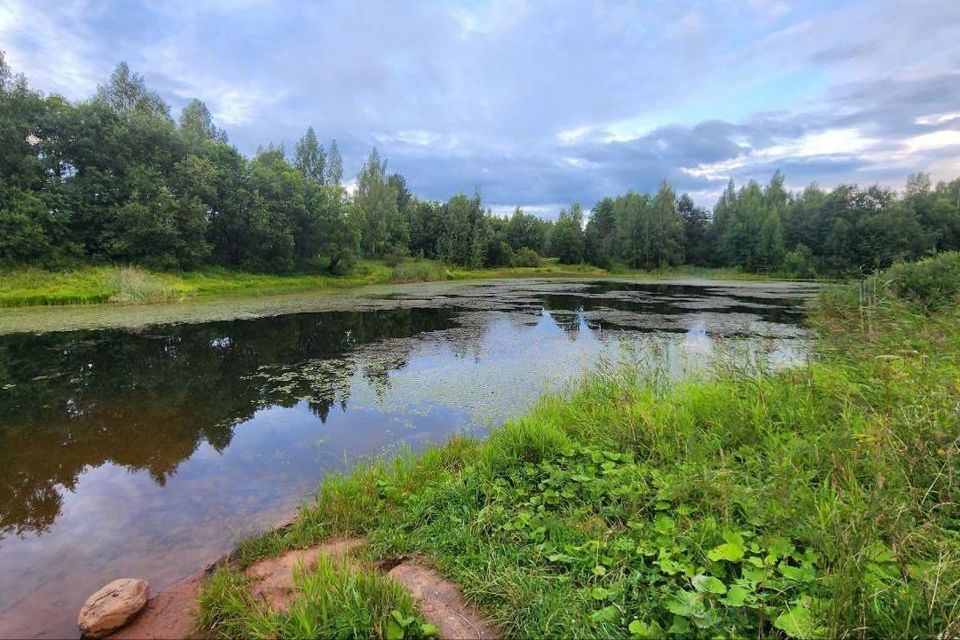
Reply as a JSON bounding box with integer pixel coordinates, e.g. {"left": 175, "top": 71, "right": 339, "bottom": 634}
{"left": 0, "top": 308, "right": 455, "bottom": 538}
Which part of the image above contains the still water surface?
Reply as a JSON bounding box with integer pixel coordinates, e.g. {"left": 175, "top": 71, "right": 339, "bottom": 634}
{"left": 0, "top": 279, "right": 815, "bottom": 638}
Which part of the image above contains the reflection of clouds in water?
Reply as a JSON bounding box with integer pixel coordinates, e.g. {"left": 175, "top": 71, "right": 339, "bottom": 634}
{"left": 210, "top": 336, "right": 232, "bottom": 349}
{"left": 683, "top": 321, "right": 712, "bottom": 354}
{"left": 345, "top": 309, "right": 806, "bottom": 427}
{"left": 349, "top": 310, "right": 609, "bottom": 425}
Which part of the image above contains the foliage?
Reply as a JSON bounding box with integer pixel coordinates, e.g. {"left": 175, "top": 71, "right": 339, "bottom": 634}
{"left": 549, "top": 203, "right": 585, "bottom": 264}
{"left": 881, "top": 251, "right": 960, "bottom": 309}
{"left": 514, "top": 247, "right": 542, "bottom": 268}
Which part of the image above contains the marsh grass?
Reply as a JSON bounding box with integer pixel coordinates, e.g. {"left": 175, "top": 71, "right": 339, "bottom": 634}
{"left": 198, "top": 253, "right": 960, "bottom": 638}
{"left": 103, "top": 266, "right": 178, "bottom": 303}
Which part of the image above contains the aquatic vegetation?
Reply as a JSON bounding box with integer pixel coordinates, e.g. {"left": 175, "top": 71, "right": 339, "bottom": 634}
{"left": 200, "top": 254, "right": 960, "bottom": 638}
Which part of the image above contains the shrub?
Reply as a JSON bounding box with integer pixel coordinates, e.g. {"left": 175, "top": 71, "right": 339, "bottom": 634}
{"left": 883, "top": 251, "right": 960, "bottom": 309}
{"left": 384, "top": 244, "right": 409, "bottom": 268}
{"left": 327, "top": 249, "right": 357, "bottom": 276}
{"left": 780, "top": 244, "right": 817, "bottom": 279}
{"left": 514, "top": 247, "right": 542, "bottom": 268}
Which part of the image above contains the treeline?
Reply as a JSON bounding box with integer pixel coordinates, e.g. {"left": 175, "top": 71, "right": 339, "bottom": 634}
{"left": 2, "top": 56, "right": 960, "bottom": 277}
{"left": 578, "top": 172, "right": 960, "bottom": 276}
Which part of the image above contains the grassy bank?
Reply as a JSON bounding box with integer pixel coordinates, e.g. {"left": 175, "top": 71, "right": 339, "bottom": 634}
{"left": 0, "top": 260, "right": 611, "bottom": 307}
{"left": 198, "top": 253, "right": 960, "bottom": 639}
{"left": 0, "top": 259, "right": 783, "bottom": 308}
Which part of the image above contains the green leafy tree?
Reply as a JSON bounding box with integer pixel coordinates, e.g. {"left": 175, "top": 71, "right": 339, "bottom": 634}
{"left": 439, "top": 193, "right": 474, "bottom": 264}
{"left": 0, "top": 189, "right": 54, "bottom": 265}
{"left": 95, "top": 62, "right": 171, "bottom": 119}
{"left": 295, "top": 127, "right": 325, "bottom": 184}
{"left": 506, "top": 207, "right": 549, "bottom": 254}
{"left": 677, "top": 193, "right": 710, "bottom": 266}
{"left": 179, "top": 99, "right": 226, "bottom": 143}
{"left": 114, "top": 165, "right": 210, "bottom": 269}
{"left": 408, "top": 199, "right": 445, "bottom": 258}
{"left": 325, "top": 139, "right": 343, "bottom": 187}
{"left": 550, "top": 203, "right": 585, "bottom": 264}
{"left": 356, "top": 148, "right": 401, "bottom": 257}
{"left": 648, "top": 181, "right": 685, "bottom": 267}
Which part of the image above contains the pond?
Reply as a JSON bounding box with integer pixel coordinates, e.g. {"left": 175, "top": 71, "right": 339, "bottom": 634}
{"left": 0, "top": 278, "right": 816, "bottom": 638}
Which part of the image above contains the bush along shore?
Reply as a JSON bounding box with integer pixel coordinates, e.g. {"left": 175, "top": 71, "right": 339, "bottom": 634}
{"left": 196, "top": 253, "right": 960, "bottom": 639}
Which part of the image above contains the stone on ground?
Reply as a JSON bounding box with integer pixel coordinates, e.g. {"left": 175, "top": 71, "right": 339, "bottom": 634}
{"left": 77, "top": 578, "right": 149, "bottom": 639}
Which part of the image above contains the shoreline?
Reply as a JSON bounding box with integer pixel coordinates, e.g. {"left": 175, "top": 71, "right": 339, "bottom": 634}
{"left": 0, "top": 261, "right": 792, "bottom": 311}
{"left": 104, "top": 511, "right": 301, "bottom": 640}
{"left": 0, "top": 274, "right": 817, "bottom": 336}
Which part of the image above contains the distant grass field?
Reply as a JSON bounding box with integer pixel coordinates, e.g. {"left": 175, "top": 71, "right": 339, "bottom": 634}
{"left": 198, "top": 253, "right": 960, "bottom": 639}
{"left": 0, "top": 259, "right": 773, "bottom": 308}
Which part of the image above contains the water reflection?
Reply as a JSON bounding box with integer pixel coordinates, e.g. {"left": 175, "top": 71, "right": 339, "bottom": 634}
{"left": 0, "top": 280, "right": 813, "bottom": 638}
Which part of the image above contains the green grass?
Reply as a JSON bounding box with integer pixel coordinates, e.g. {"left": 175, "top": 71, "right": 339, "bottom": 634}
{"left": 0, "top": 263, "right": 396, "bottom": 307}
{"left": 0, "top": 259, "right": 782, "bottom": 308}
{"left": 198, "top": 252, "right": 960, "bottom": 639}
{"left": 607, "top": 263, "right": 781, "bottom": 281}
{"left": 198, "top": 554, "right": 435, "bottom": 640}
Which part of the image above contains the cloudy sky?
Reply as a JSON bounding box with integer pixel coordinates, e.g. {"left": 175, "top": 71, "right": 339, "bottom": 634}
{"left": 2, "top": 0, "right": 959, "bottom": 216}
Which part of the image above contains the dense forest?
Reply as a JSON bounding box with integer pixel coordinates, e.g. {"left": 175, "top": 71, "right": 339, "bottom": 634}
{"left": 2, "top": 56, "right": 960, "bottom": 277}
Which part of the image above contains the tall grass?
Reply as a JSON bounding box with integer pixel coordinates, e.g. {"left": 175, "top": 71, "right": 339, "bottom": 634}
{"left": 196, "top": 252, "right": 960, "bottom": 637}
{"left": 198, "top": 556, "right": 428, "bottom": 640}
{"left": 103, "top": 266, "right": 178, "bottom": 303}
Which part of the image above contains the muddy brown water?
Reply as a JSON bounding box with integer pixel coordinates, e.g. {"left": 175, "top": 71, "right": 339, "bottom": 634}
{"left": 0, "top": 278, "right": 816, "bottom": 638}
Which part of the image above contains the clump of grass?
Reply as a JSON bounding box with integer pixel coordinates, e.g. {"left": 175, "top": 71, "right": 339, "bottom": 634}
{"left": 389, "top": 260, "right": 451, "bottom": 284}
{"left": 103, "top": 266, "right": 178, "bottom": 303}
{"left": 198, "top": 554, "right": 434, "bottom": 639}
{"left": 199, "top": 253, "right": 960, "bottom": 639}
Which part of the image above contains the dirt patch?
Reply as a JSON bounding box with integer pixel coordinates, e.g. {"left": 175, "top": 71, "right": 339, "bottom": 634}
{"left": 243, "top": 538, "right": 364, "bottom": 612}
{"left": 107, "top": 572, "right": 205, "bottom": 640}
{"left": 388, "top": 561, "right": 499, "bottom": 640}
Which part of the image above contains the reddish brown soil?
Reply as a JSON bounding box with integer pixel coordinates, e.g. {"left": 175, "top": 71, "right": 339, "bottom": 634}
{"left": 389, "top": 560, "right": 500, "bottom": 640}
{"left": 243, "top": 538, "right": 364, "bottom": 612}
{"left": 107, "top": 572, "right": 205, "bottom": 640}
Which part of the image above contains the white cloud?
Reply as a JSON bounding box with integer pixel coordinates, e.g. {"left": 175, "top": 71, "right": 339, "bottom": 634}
{"left": 488, "top": 203, "right": 564, "bottom": 220}
{"left": 683, "top": 128, "right": 879, "bottom": 181}
{"left": 0, "top": 0, "right": 102, "bottom": 98}
{"left": 915, "top": 112, "right": 960, "bottom": 126}
{"left": 211, "top": 87, "right": 278, "bottom": 126}
{"left": 904, "top": 130, "right": 960, "bottom": 152}
{"left": 373, "top": 130, "right": 459, "bottom": 151}
{"left": 556, "top": 126, "right": 590, "bottom": 143}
